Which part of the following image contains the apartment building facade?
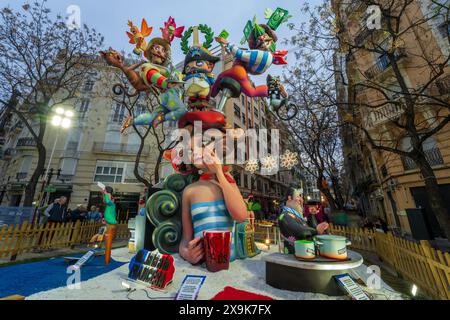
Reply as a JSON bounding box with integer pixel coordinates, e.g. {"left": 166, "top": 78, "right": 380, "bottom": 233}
{"left": 333, "top": 0, "right": 450, "bottom": 236}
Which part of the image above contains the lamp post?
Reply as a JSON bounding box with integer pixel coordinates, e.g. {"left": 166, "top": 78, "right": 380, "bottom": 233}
{"left": 33, "top": 107, "right": 73, "bottom": 224}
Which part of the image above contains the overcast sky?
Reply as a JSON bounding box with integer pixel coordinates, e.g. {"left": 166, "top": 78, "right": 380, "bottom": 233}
{"left": 1, "top": 0, "right": 322, "bottom": 83}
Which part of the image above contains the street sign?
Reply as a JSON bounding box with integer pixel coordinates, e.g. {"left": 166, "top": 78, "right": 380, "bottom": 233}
{"left": 44, "top": 186, "right": 57, "bottom": 193}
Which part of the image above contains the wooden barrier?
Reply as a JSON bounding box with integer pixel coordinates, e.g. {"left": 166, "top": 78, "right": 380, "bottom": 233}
{"left": 330, "top": 224, "right": 450, "bottom": 300}
{"left": 0, "top": 220, "right": 130, "bottom": 262}
{"left": 254, "top": 221, "right": 279, "bottom": 245}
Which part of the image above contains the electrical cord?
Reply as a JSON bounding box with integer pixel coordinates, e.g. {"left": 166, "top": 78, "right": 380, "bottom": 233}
{"left": 126, "top": 288, "right": 176, "bottom": 300}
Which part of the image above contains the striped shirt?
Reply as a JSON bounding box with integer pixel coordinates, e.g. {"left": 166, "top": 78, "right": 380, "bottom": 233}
{"left": 191, "top": 200, "right": 236, "bottom": 262}
{"left": 227, "top": 44, "right": 274, "bottom": 75}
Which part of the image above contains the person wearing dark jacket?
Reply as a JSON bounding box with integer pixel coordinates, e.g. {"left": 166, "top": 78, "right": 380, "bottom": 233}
{"left": 69, "top": 205, "right": 87, "bottom": 222}
{"left": 44, "top": 197, "right": 68, "bottom": 223}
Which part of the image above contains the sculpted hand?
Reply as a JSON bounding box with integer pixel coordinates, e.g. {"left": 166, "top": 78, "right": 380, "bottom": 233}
{"left": 317, "top": 222, "right": 329, "bottom": 235}
{"left": 184, "top": 237, "right": 204, "bottom": 265}
{"left": 215, "top": 37, "right": 229, "bottom": 46}
{"left": 203, "top": 149, "right": 222, "bottom": 174}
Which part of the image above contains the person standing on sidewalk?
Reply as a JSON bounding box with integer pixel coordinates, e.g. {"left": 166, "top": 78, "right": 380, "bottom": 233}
{"left": 102, "top": 186, "right": 117, "bottom": 265}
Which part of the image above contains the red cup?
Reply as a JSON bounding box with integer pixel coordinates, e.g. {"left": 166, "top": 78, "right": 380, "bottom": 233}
{"left": 203, "top": 231, "right": 231, "bottom": 272}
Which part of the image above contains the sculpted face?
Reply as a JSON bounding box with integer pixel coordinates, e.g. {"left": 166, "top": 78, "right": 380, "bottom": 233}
{"left": 150, "top": 44, "right": 167, "bottom": 65}
{"left": 185, "top": 60, "right": 214, "bottom": 74}
{"left": 255, "top": 32, "right": 274, "bottom": 51}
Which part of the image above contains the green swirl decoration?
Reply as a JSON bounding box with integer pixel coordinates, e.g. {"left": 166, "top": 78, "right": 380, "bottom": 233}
{"left": 146, "top": 190, "right": 179, "bottom": 226}
{"left": 164, "top": 174, "right": 187, "bottom": 193}
{"left": 152, "top": 220, "right": 182, "bottom": 254}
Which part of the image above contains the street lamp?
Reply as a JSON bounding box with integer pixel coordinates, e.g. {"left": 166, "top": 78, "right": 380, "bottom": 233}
{"left": 45, "top": 107, "right": 74, "bottom": 177}
{"left": 33, "top": 107, "right": 74, "bottom": 224}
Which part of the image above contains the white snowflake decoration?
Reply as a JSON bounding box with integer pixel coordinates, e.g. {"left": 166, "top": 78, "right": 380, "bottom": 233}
{"left": 280, "top": 150, "right": 299, "bottom": 169}
{"left": 245, "top": 159, "right": 259, "bottom": 173}
{"left": 261, "top": 155, "right": 278, "bottom": 171}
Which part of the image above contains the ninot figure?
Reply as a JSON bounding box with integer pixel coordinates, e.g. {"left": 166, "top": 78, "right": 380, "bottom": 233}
{"left": 212, "top": 8, "right": 298, "bottom": 121}
{"left": 180, "top": 25, "right": 220, "bottom": 111}
{"left": 120, "top": 17, "right": 188, "bottom": 132}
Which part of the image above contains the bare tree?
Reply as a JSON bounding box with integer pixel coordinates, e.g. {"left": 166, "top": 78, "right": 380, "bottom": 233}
{"left": 0, "top": 1, "right": 104, "bottom": 206}
{"left": 285, "top": 0, "right": 450, "bottom": 238}
{"left": 97, "top": 58, "right": 176, "bottom": 188}
{"left": 281, "top": 73, "right": 351, "bottom": 211}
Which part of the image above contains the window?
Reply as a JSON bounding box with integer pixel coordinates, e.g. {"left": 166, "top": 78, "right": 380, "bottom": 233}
{"left": 111, "top": 103, "right": 127, "bottom": 123}
{"left": 19, "top": 156, "right": 32, "bottom": 173}
{"left": 134, "top": 104, "right": 147, "bottom": 117}
{"left": 438, "top": 20, "right": 449, "bottom": 38}
{"left": 66, "top": 128, "right": 81, "bottom": 151}
{"left": 94, "top": 161, "right": 141, "bottom": 184}
{"left": 83, "top": 79, "right": 95, "bottom": 92}
{"left": 241, "top": 113, "right": 246, "bottom": 126}
{"left": 254, "top": 107, "right": 259, "bottom": 119}
{"left": 234, "top": 104, "right": 241, "bottom": 117}
{"left": 79, "top": 99, "right": 90, "bottom": 119}
{"left": 241, "top": 95, "right": 245, "bottom": 105}
{"left": 60, "top": 158, "right": 78, "bottom": 175}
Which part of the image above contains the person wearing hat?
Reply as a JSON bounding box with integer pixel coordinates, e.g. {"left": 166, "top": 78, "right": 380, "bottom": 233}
{"left": 213, "top": 24, "right": 288, "bottom": 99}
{"left": 183, "top": 46, "right": 220, "bottom": 110}
{"left": 121, "top": 18, "right": 187, "bottom": 132}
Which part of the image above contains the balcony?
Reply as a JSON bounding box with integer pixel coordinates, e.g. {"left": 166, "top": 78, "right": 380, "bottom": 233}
{"left": 16, "top": 138, "right": 37, "bottom": 149}
{"left": 16, "top": 172, "right": 27, "bottom": 181}
{"left": 2, "top": 148, "right": 16, "bottom": 160}
{"left": 345, "top": 0, "right": 366, "bottom": 17}
{"left": 364, "top": 48, "right": 407, "bottom": 79}
{"left": 365, "top": 103, "right": 405, "bottom": 129}
{"left": 402, "top": 148, "right": 444, "bottom": 171}
{"left": 354, "top": 26, "right": 373, "bottom": 46}
{"left": 57, "top": 174, "right": 74, "bottom": 182}
{"left": 92, "top": 142, "right": 149, "bottom": 155}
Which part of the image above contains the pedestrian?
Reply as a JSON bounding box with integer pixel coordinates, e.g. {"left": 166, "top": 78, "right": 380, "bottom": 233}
{"left": 44, "top": 197, "right": 68, "bottom": 224}
{"left": 40, "top": 197, "right": 68, "bottom": 248}
{"left": 87, "top": 206, "right": 101, "bottom": 222}
{"left": 69, "top": 205, "right": 88, "bottom": 222}
{"left": 102, "top": 186, "right": 117, "bottom": 265}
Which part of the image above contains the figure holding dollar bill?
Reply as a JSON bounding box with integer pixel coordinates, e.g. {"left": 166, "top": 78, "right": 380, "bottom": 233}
{"left": 100, "top": 184, "right": 117, "bottom": 265}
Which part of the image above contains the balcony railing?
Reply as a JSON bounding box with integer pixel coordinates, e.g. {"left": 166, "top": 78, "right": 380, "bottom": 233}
{"left": 2, "top": 148, "right": 16, "bottom": 159}
{"left": 92, "top": 142, "right": 149, "bottom": 154}
{"left": 364, "top": 48, "right": 406, "bottom": 79}
{"left": 16, "top": 172, "right": 27, "bottom": 180}
{"left": 58, "top": 174, "right": 74, "bottom": 182}
{"left": 365, "top": 103, "right": 405, "bottom": 129}
{"left": 345, "top": 0, "right": 366, "bottom": 16}
{"left": 402, "top": 148, "right": 444, "bottom": 171}
{"left": 16, "top": 138, "right": 37, "bottom": 148}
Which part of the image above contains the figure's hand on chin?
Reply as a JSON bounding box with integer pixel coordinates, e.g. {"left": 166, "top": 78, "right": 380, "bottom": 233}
{"left": 184, "top": 237, "right": 204, "bottom": 265}
{"left": 316, "top": 222, "right": 329, "bottom": 235}
{"left": 203, "top": 149, "right": 222, "bottom": 174}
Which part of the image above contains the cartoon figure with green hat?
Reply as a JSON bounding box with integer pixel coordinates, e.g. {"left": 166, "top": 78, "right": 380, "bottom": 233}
{"left": 212, "top": 8, "right": 298, "bottom": 120}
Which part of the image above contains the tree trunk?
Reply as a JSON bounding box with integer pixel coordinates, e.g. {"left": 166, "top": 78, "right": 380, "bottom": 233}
{"left": 153, "top": 151, "right": 163, "bottom": 185}
{"left": 416, "top": 154, "right": 450, "bottom": 240}
{"left": 24, "top": 141, "right": 46, "bottom": 206}
{"left": 134, "top": 140, "right": 151, "bottom": 189}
